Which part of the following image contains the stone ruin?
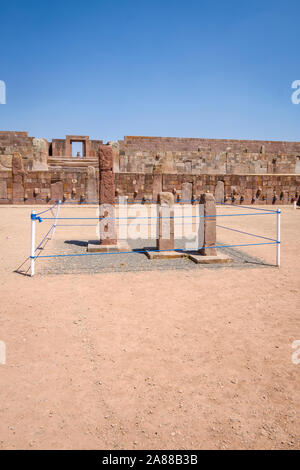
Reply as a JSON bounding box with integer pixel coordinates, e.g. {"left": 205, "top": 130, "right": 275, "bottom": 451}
{"left": 0, "top": 131, "right": 300, "bottom": 205}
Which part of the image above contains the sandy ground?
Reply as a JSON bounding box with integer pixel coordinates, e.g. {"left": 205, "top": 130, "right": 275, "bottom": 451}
{"left": 0, "top": 204, "right": 299, "bottom": 449}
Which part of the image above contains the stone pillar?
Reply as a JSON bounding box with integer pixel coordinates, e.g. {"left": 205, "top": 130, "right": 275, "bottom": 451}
{"left": 12, "top": 153, "right": 25, "bottom": 204}
{"left": 198, "top": 192, "right": 217, "bottom": 256}
{"left": 157, "top": 192, "right": 174, "bottom": 251}
{"left": 99, "top": 146, "right": 117, "bottom": 245}
{"left": 32, "top": 138, "right": 49, "bottom": 171}
{"left": 181, "top": 182, "right": 193, "bottom": 203}
{"left": 215, "top": 181, "right": 224, "bottom": 203}
{"left": 152, "top": 165, "right": 163, "bottom": 202}
{"left": 86, "top": 166, "right": 98, "bottom": 203}
{"left": 50, "top": 181, "right": 63, "bottom": 203}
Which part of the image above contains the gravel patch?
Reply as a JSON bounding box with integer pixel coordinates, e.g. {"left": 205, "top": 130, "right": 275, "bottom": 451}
{"left": 37, "top": 237, "right": 271, "bottom": 275}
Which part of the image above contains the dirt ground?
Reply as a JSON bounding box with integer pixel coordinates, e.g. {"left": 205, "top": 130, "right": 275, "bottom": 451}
{"left": 0, "top": 204, "right": 299, "bottom": 450}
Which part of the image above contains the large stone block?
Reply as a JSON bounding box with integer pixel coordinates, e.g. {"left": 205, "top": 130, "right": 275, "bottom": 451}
{"left": 99, "top": 170, "right": 115, "bottom": 205}
{"left": 32, "top": 138, "right": 48, "bottom": 171}
{"left": 153, "top": 174, "right": 162, "bottom": 201}
{"left": 99, "top": 203, "right": 117, "bottom": 245}
{"left": 199, "top": 192, "right": 217, "bottom": 256}
{"left": 158, "top": 191, "right": 174, "bottom": 206}
{"left": 99, "top": 146, "right": 114, "bottom": 171}
{"left": 181, "top": 182, "right": 193, "bottom": 202}
{"left": 0, "top": 180, "right": 7, "bottom": 199}
{"left": 157, "top": 206, "right": 175, "bottom": 251}
{"left": 86, "top": 166, "right": 98, "bottom": 202}
{"left": 12, "top": 153, "right": 25, "bottom": 177}
{"left": 215, "top": 180, "right": 224, "bottom": 203}
{"left": 51, "top": 181, "right": 63, "bottom": 201}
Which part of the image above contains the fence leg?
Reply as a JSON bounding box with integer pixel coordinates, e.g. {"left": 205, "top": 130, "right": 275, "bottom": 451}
{"left": 30, "top": 210, "right": 36, "bottom": 277}
{"left": 51, "top": 200, "right": 61, "bottom": 239}
{"left": 276, "top": 209, "right": 281, "bottom": 267}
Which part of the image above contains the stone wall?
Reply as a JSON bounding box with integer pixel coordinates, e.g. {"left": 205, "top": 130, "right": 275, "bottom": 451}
{"left": 0, "top": 131, "right": 299, "bottom": 205}
{"left": 115, "top": 173, "right": 300, "bottom": 205}
{"left": 1, "top": 169, "right": 299, "bottom": 205}
{"left": 118, "top": 136, "right": 300, "bottom": 174}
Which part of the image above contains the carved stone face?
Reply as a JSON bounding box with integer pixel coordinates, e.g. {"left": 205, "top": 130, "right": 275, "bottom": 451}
{"left": 12, "top": 153, "right": 23, "bottom": 170}
{"left": 32, "top": 138, "right": 48, "bottom": 170}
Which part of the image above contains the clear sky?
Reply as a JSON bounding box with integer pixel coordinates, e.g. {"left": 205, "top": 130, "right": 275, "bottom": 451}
{"left": 0, "top": 0, "right": 299, "bottom": 143}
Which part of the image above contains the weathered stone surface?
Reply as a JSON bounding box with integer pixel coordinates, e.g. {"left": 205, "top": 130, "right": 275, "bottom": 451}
{"left": 12, "top": 153, "right": 25, "bottom": 203}
{"left": 12, "top": 152, "right": 25, "bottom": 177}
{"left": 50, "top": 181, "right": 63, "bottom": 202}
{"left": 0, "top": 131, "right": 299, "bottom": 205}
{"left": 157, "top": 206, "right": 175, "bottom": 251}
{"left": 181, "top": 182, "right": 193, "bottom": 202}
{"left": 32, "top": 138, "right": 48, "bottom": 170}
{"left": 98, "top": 203, "right": 117, "bottom": 245}
{"left": 188, "top": 252, "right": 233, "bottom": 264}
{"left": 99, "top": 170, "right": 114, "bottom": 205}
{"left": 99, "top": 145, "right": 114, "bottom": 171}
{"left": 199, "top": 192, "right": 217, "bottom": 256}
{"left": 0, "top": 180, "right": 7, "bottom": 199}
{"left": 145, "top": 250, "right": 184, "bottom": 259}
{"left": 0, "top": 155, "right": 12, "bottom": 170}
{"left": 157, "top": 193, "right": 175, "bottom": 251}
{"left": 215, "top": 180, "right": 225, "bottom": 203}
{"left": 158, "top": 191, "right": 174, "bottom": 206}
{"left": 86, "top": 166, "right": 98, "bottom": 202}
{"left": 153, "top": 174, "right": 163, "bottom": 202}
{"left": 107, "top": 141, "right": 120, "bottom": 173}
{"left": 98, "top": 146, "right": 117, "bottom": 245}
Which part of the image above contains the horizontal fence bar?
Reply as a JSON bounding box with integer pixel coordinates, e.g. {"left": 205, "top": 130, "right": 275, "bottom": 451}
{"left": 56, "top": 224, "right": 98, "bottom": 227}
{"left": 35, "top": 202, "right": 59, "bottom": 216}
{"left": 217, "top": 202, "right": 278, "bottom": 213}
{"left": 216, "top": 224, "right": 277, "bottom": 242}
{"left": 31, "top": 241, "right": 278, "bottom": 259}
{"left": 40, "top": 211, "right": 277, "bottom": 221}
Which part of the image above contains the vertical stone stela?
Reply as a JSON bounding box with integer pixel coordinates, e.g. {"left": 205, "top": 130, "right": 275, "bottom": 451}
{"left": 99, "top": 146, "right": 117, "bottom": 245}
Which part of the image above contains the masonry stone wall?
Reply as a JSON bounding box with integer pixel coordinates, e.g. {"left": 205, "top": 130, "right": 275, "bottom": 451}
{"left": 118, "top": 136, "right": 300, "bottom": 174}
{"left": 0, "top": 131, "right": 299, "bottom": 205}
{"left": 1, "top": 170, "right": 299, "bottom": 206}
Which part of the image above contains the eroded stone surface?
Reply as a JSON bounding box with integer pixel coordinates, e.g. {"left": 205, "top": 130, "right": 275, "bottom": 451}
{"left": 157, "top": 192, "right": 175, "bottom": 252}
{"left": 0, "top": 131, "right": 299, "bottom": 205}
{"left": 199, "top": 192, "right": 217, "bottom": 256}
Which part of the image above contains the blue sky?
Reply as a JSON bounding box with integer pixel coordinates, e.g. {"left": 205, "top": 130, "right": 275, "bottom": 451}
{"left": 0, "top": 0, "right": 299, "bottom": 142}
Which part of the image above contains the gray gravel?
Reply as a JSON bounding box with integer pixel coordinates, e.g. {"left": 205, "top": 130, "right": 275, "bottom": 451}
{"left": 37, "top": 237, "right": 272, "bottom": 276}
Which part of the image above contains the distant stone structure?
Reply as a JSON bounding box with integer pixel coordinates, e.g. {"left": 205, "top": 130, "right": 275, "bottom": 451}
{"left": 0, "top": 131, "right": 300, "bottom": 205}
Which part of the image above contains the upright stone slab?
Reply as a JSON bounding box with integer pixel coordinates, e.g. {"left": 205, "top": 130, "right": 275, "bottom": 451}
{"left": 157, "top": 192, "right": 174, "bottom": 251}
{"left": 32, "top": 138, "right": 49, "bottom": 171}
{"left": 198, "top": 192, "right": 217, "bottom": 256}
{"left": 146, "top": 191, "right": 184, "bottom": 259}
{"left": 88, "top": 146, "right": 130, "bottom": 253}
{"left": 152, "top": 166, "right": 163, "bottom": 202}
{"left": 181, "top": 182, "right": 193, "bottom": 203}
{"left": 86, "top": 166, "right": 98, "bottom": 203}
{"left": 0, "top": 180, "right": 7, "bottom": 200}
{"left": 12, "top": 153, "right": 25, "bottom": 204}
{"left": 50, "top": 181, "right": 63, "bottom": 202}
{"left": 215, "top": 181, "right": 225, "bottom": 203}
{"left": 99, "top": 146, "right": 117, "bottom": 245}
